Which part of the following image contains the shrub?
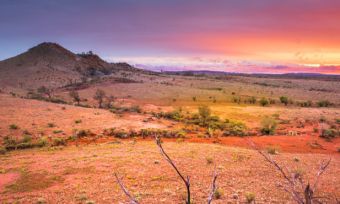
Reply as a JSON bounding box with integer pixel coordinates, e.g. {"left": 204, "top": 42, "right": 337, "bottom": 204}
{"left": 53, "top": 130, "right": 63, "bottom": 134}
{"left": 279, "top": 96, "right": 288, "bottom": 106}
{"left": 47, "top": 123, "right": 55, "bottom": 128}
{"left": 317, "top": 100, "right": 331, "bottom": 107}
{"left": 69, "top": 90, "right": 81, "bottom": 105}
{"left": 52, "top": 138, "right": 66, "bottom": 146}
{"left": 259, "top": 98, "right": 269, "bottom": 106}
{"left": 245, "top": 192, "right": 255, "bottom": 203}
{"left": 298, "top": 100, "right": 312, "bottom": 107}
{"left": 266, "top": 146, "right": 279, "bottom": 155}
{"left": 36, "top": 137, "right": 48, "bottom": 147}
{"left": 3, "top": 136, "right": 17, "bottom": 150}
{"left": 75, "top": 119, "right": 82, "bottom": 124}
{"left": 260, "top": 117, "right": 277, "bottom": 135}
{"left": 9, "top": 124, "right": 19, "bottom": 130}
{"left": 213, "top": 188, "right": 223, "bottom": 199}
{"left": 22, "top": 135, "right": 32, "bottom": 143}
{"left": 246, "top": 96, "right": 256, "bottom": 104}
{"left": 223, "top": 121, "right": 247, "bottom": 136}
{"left": 76, "top": 129, "right": 93, "bottom": 138}
{"left": 336, "top": 119, "right": 340, "bottom": 124}
{"left": 93, "top": 89, "right": 106, "bottom": 108}
{"left": 0, "top": 146, "right": 7, "bottom": 154}
{"left": 206, "top": 157, "right": 213, "bottom": 164}
{"left": 320, "top": 129, "right": 339, "bottom": 139}
{"left": 198, "top": 106, "right": 211, "bottom": 126}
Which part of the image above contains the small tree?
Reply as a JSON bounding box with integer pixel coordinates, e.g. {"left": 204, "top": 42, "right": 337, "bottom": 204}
{"left": 198, "top": 105, "right": 211, "bottom": 127}
{"left": 93, "top": 89, "right": 106, "bottom": 108}
{"left": 249, "top": 140, "right": 332, "bottom": 204}
{"left": 259, "top": 98, "right": 269, "bottom": 106}
{"left": 37, "top": 86, "right": 52, "bottom": 99}
{"left": 260, "top": 117, "right": 277, "bottom": 135}
{"left": 69, "top": 90, "right": 80, "bottom": 105}
{"left": 280, "top": 96, "right": 289, "bottom": 106}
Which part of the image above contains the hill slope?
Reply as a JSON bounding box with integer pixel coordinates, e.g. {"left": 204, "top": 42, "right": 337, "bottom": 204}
{"left": 0, "top": 42, "right": 134, "bottom": 89}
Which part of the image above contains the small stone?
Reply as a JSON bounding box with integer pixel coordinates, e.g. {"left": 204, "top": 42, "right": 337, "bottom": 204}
{"left": 232, "top": 193, "right": 239, "bottom": 199}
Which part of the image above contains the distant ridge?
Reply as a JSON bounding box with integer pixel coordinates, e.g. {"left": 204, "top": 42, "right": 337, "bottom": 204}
{"left": 164, "top": 70, "right": 340, "bottom": 81}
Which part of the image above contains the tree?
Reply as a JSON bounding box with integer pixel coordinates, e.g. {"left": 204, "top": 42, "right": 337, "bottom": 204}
{"left": 249, "top": 140, "right": 332, "bottom": 204}
{"left": 198, "top": 105, "right": 211, "bottom": 126}
{"left": 114, "top": 137, "right": 218, "bottom": 204}
{"left": 37, "top": 86, "right": 52, "bottom": 99}
{"left": 280, "top": 96, "right": 289, "bottom": 106}
{"left": 93, "top": 89, "right": 106, "bottom": 108}
{"left": 69, "top": 90, "right": 80, "bottom": 105}
{"left": 259, "top": 98, "right": 269, "bottom": 106}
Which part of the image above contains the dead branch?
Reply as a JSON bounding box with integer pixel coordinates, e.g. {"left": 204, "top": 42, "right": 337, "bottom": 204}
{"left": 207, "top": 166, "right": 218, "bottom": 204}
{"left": 155, "top": 136, "right": 191, "bottom": 204}
{"left": 114, "top": 172, "right": 139, "bottom": 204}
{"left": 247, "top": 138, "right": 332, "bottom": 204}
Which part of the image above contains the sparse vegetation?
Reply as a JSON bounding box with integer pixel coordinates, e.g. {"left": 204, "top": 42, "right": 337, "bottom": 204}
{"left": 93, "top": 89, "right": 106, "bottom": 108}
{"left": 9, "top": 124, "right": 19, "bottom": 130}
{"left": 317, "top": 100, "right": 331, "bottom": 107}
{"left": 260, "top": 117, "right": 277, "bottom": 135}
{"left": 69, "top": 90, "right": 81, "bottom": 105}
{"left": 279, "top": 96, "right": 289, "bottom": 106}
{"left": 245, "top": 192, "right": 255, "bottom": 203}
{"left": 259, "top": 98, "right": 269, "bottom": 106}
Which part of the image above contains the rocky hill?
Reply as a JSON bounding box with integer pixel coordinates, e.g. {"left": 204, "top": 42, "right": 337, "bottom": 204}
{"left": 0, "top": 42, "right": 136, "bottom": 90}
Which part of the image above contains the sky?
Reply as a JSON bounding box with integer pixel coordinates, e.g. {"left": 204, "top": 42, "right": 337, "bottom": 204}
{"left": 1, "top": 0, "right": 340, "bottom": 74}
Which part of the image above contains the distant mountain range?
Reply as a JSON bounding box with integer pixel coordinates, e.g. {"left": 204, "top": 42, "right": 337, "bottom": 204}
{"left": 164, "top": 70, "right": 340, "bottom": 80}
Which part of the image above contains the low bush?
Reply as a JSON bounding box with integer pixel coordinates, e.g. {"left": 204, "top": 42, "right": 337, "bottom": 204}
{"left": 223, "top": 121, "right": 247, "bottom": 137}
{"left": 9, "top": 124, "right": 19, "bottom": 130}
{"left": 76, "top": 129, "right": 93, "bottom": 138}
{"left": 47, "top": 123, "right": 55, "bottom": 128}
{"left": 52, "top": 138, "right": 66, "bottom": 146}
{"left": 317, "top": 100, "right": 331, "bottom": 107}
{"left": 110, "top": 105, "right": 142, "bottom": 114}
{"left": 213, "top": 188, "right": 223, "bottom": 199}
{"left": 260, "top": 117, "right": 277, "bottom": 135}
{"left": 320, "top": 129, "right": 339, "bottom": 139}
{"left": 245, "top": 192, "right": 255, "bottom": 203}
{"left": 259, "top": 98, "right": 269, "bottom": 106}
{"left": 0, "top": 146, "right": 7, "bottom": 154}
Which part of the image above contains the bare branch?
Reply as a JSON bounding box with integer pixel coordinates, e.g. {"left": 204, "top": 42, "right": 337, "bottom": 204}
{"left": 247, "top": 138, "right": 333, "bottom": 204}
{"left": 114, "top": 172, "right": 139, "bottom": 204}
{"left": 155, "top": 136, "right": 191, "bottom": 204}
{"left": 312, "top": 158, "right": 331, "bottom": 193}
{"left": 207, "top": 166, "right": 218, "bottom": 204}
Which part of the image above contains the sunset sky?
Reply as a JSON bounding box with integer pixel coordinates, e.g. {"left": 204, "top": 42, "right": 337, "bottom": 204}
{"left": 1, "top": 0, "right": 340, "bottom": 74}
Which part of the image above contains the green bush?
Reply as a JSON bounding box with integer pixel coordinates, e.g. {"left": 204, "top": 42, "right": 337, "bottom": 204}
{"left": 53, "top": 130, "right": 63, "bottom": 134}
{"left": 320, "top": 129, "right": 339, "bottom": 139}
{"left": 0, "top": 146, "right": 7, "bottom": 154}
{"left": 279, "top": 96, "right": 288, "bottom": 106}
{"left": 3, "top": 136, "right": 17, "bottom": 150}
{"left": 9, "top": 124, "right": 19, "bottom": 130}
{"left": 36, "top": 138, "right": 48, "bottom": 147}
{"left": 223, "top": 121, "right": 247, "bottom": 136}
{"left": 52, "top": 138, "right": 66, "bottom": 146}
{"left": 317, "top": 100, "right": 331, "bottom": 107}
{"left": 260, "top": 117, "right": 277, "bottom": 135}
{"left": 76, "top": 129, "right": 92, "bottom": 138}
{"left": 259, "top": 98, "right": 269, "bottom": 106}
